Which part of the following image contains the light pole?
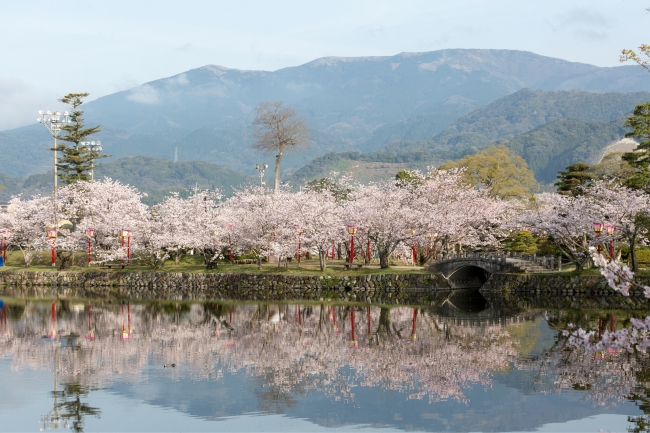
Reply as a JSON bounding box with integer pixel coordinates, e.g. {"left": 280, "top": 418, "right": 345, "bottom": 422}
{"left": 255, "top": 164, "right": 268, "bottom": 188}
{"left": 120, "top": 230, "right": 132, "bottom": 265}
{"left": 80, "top": 141, "right": 102, "bottom": 181}
{"left": 47, "top": 229, "right": 57, "bottom": 267}
{"left": 37, "top": 110, "right": 70, "bottom": 205}
{"left": 295, "top": 225, "right": 304, "bottom": 267}
{"left": 346, "top": 225, "right": 358, "bottom": 264}
{"left": 593, "top": 222, "right": 604, "bottom": 255}
{"left": 84, "top": 229, "right": 95, "bottom": 265}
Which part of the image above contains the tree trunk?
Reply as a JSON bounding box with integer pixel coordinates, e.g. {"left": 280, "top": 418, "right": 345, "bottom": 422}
{"left": 175, "top": 250, "right": 181, "bottom": 265}
{"left": 379, "top": 248, "right": 390, "bottom": 269}
{"left": 630, "top": 232, "right": 638, "bottom": 272}
{"left": 319, "top": 250, "right": 326, "bottom": 271}
{"left": 274, "top": 152, "right": 283, "bottom": 191}
{"left": 257, "top": 255, "right": 262, "bottom": 270}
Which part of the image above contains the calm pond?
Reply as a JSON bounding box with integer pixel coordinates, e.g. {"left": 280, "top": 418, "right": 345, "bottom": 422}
{"left": 0, "top": 292, "right": 648, "bottom": 432}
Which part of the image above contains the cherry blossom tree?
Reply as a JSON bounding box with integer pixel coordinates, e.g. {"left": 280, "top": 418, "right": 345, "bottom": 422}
{"left": 57, "top": 179, "right": 148, "bottom": 265}
{"left": 0, "top": 195, "right": 53, "bottom": 266}
{"left": 289, "top": 190, "right": 345, "bottom": 271}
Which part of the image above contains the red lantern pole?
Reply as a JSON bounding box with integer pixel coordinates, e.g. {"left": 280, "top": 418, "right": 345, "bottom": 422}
{"left": 349, "top": 308, "right": 357, "bottom": 348}
{"left": 297, "top": 232, "right": 302, "bottom": 267}
{"left": 411, "top": 308, "right": 418, "bottom": 339}
{"left": 85, "top": 229, "right": 95, "bottom": 265}
{"left": 412, "top": 243, "right": 417, "bottom": 265}
{"left": 593, "top": 222, "right": 604, "bottom": 255}
{"left": 607, "top": 225, "right": 616, "bottom": 259}
{"left": 349, "top": 235, "right": 354, "bottom": 264}
{"left": 47, "top": 229, "right": 57, "bottom": 267}
{"left": 121, "top": 233, "right": 125, "bottom": 265}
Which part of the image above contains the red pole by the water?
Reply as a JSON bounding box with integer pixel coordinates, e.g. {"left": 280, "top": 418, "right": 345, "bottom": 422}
{"left": 51, "top": 240, "right": 56, "bottom": 267}
{"left": 121, "top": 236, "right": 125, "bottom": 265}
{"left": 411, "top": 308, "right": 418, "bottom": 338}
{"left": 349, "top": 236, "right": 355, "bottom": 264}
{"left": 412, "top": 243, "right": 417, "bottom": 264}
{"left": 297, "top": 234, "right": 301, "bottom": 266}
{"left": 599, "top": 318, "right": 603, "bottom": 340}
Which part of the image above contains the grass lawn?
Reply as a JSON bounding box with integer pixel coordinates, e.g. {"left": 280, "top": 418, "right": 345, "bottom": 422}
{"left": 0, "top": 250, "right": 430, "bottom": 276}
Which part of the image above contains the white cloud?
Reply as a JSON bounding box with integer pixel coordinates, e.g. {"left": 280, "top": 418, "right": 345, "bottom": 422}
{"left": 166, "top": 73, "right": 189, "bottom": 87}
{"left": 126, "top": 84, "right": 160, "bottom": 104}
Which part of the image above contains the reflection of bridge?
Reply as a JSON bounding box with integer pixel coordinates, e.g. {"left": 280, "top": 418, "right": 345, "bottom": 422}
{"left": 428, "top": 252, "right": 555, "bottom": 288}
{"left": 429, "top": 303, "right": 541, "bottom": 328}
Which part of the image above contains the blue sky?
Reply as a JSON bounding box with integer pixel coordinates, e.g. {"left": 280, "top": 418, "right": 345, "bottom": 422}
{"left": 0, "top": 0, "right": 647, "bottom": 131}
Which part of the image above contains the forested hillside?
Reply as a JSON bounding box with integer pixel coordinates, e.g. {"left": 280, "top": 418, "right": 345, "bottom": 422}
{"left": 0, "top": 156, "right": 255, "bottom": 205}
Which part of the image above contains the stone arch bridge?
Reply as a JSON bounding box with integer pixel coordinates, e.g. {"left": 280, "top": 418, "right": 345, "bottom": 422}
{"left": 428, "top": 252, "right": 555, "bottom": 289}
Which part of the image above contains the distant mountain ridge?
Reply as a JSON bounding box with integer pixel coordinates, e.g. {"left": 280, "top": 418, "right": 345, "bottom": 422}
{"left": 1, "top": 49, "right": 650, "bottom": 184}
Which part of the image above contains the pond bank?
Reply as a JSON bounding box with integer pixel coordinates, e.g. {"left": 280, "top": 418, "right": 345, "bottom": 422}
{"left": 0, "top": 271, "right": 451, "bottom": 304}
{"left": 481, "top": 273, "right": 650, "bottom": 309}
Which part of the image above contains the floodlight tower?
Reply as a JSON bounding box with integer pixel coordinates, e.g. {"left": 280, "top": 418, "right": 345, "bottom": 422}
{"left": 80, "top": 141, "right": 103, "bottom": 181}
{"left": 38, "top": 110, "right": 70, "bottom": 203}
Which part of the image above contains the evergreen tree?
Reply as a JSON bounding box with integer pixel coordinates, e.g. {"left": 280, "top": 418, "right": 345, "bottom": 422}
{"left": 622, "top": 102, "right": 650, "bottom": 190}
{"left": 56, "top": 93, "right": 106, "bottom": 184}
{"left": 555, "top": 162, "right": 594, "bottom": 196}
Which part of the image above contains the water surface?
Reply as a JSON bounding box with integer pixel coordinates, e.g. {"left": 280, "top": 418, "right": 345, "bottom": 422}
{"left": 0, "top": 294, "right": 648, "bottom": 432}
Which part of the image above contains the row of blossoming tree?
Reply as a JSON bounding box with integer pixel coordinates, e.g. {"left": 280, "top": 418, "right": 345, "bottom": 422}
{"left": 0, "top": 168, "right": 518, "bottom": 270}
{"left": 1, "top": 169, "right": 650, "bottom": 274}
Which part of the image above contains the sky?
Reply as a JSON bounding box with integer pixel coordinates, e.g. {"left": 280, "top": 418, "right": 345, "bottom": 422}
{"left": 0, "top": 0, "right": 648, "bottom": 131}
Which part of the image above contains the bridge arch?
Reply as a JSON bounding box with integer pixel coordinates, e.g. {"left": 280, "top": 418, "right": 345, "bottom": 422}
{"left": 445, "top": 265, "right": 491, "bottom": 288}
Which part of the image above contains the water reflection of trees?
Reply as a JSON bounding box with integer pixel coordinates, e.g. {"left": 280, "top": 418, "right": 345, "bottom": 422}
{"left": 0, "top": 302, "right": 520, "bottom": 411}
{"left": 11, "top": 303, "right": 650, "bottom": 430}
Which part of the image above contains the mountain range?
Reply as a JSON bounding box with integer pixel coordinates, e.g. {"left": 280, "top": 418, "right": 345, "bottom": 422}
{"left": 1, "top": 49, "right": 649, "bottom": 194}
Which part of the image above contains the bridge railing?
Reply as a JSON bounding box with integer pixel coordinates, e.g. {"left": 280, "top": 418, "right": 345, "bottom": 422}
{"left": 435, "top": 251, "right": 565, "bottom": 271}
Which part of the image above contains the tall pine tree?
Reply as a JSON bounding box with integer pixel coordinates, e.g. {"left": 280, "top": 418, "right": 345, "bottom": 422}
{"left": 56, "top": 93, "right": 106, "bottom": 184}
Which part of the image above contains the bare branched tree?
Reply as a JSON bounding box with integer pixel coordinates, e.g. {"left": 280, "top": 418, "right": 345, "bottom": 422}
{"left": 253, "top": 102, "right": 310, "bottom": 191}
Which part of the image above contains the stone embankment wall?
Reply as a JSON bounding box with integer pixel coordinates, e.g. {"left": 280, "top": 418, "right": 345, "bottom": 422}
{"left": 481, "top": 273, "right": 650, "bottom": 309}
{"left": 0, "top": 272, "right": 451, "bottom": 304}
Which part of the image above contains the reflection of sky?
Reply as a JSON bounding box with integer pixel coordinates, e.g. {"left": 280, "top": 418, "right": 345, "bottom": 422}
{"left": 0, "top": 360, "right": 639, "bottom": 432}
{"left": 0, "top": 305, "right": 645, "bottom": 432}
